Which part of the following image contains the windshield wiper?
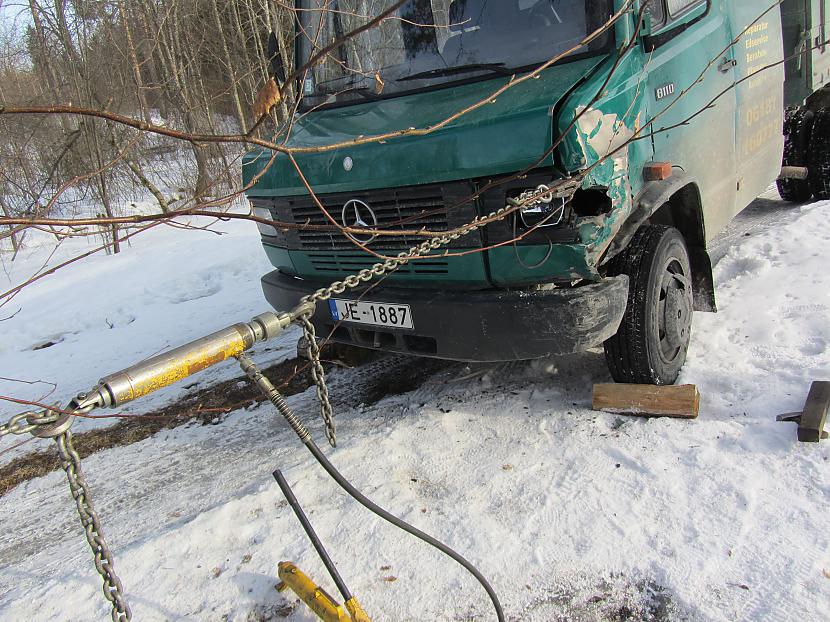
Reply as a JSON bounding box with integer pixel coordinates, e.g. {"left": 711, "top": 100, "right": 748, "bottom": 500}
{"left": 398, "top": 63, "right": 510, "bottom": 82}
{"left": 334, "top": 85, "right": 382, "bottom": 101}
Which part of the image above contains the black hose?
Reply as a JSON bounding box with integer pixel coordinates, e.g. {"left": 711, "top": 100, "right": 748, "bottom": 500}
{"left": 274, "top": 469, "right": 353, "bottom": 603}
{"left": 303, "top": 438, "right": 506, "bottom": 622}
{"left": 238, "top": 352, "right": 505, "bottom": 621}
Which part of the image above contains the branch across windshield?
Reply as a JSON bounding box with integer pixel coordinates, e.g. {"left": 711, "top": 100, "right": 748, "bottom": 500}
{"left": 297, "top": 0, "right": 613, "bottom": 107}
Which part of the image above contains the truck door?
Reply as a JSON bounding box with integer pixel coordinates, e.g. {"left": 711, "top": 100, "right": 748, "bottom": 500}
{"left": 644, "top": 0, "right": 738, "bottom": 242}
{"left": 727, "top": 1, "right": 786, "bottom": 212}
{"left": 810, "top": 0, "right": 830, "bottom": 87}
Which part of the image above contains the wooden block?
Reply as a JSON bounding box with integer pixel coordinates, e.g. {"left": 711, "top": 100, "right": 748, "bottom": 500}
{"left": 592, "top": 384, "right": 700, "bottom": 419}
{"left": 798, "top": 381, "right": 830, "bottom": 443}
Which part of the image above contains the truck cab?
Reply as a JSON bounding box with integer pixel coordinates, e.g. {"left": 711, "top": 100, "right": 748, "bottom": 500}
{"left": 243, "top": 0, "right": 824, "bottom": 384}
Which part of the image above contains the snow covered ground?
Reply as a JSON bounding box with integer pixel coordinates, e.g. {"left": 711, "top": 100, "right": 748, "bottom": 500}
{"left": 0, "top": 195, "right": 828, "bottom": 621}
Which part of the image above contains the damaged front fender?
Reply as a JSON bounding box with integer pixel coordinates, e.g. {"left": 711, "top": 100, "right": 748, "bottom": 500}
{"left": 554, "top": 51, "right": 653, "bottom": 279}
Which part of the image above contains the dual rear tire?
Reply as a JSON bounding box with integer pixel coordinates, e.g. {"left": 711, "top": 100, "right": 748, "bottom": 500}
{"left": 778, "top": 106, "right": 830, "bottom": 202}
{"left": 808, "top": 108, "right": 830, "bottom": 199}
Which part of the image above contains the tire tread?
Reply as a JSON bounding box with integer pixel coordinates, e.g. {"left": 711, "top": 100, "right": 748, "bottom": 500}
{"left": 808, "top": 108, "right": 830, "bottom": 200}
{"left": 604, "top": 225, "right": 668, "bottom": 384}
{"left": 778, "top": 106, "right": 814, "bottom": 202}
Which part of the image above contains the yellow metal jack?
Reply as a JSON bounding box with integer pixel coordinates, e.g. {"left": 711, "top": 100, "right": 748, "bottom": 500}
{"left": 273, "top": 470, "right": 372, "bottom": 622}
{"left": 277, "top": 562, "right": 371, "bottom": 622}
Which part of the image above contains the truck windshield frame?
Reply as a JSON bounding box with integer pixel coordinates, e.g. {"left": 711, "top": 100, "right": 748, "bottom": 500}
{"left": 295, "top": 0, "right": 614, "bottom": 110}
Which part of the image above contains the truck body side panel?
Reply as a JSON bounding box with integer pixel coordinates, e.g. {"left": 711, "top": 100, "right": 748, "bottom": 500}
{"left": 810, "top": 0, "right": 830, "bottom": 89}
{"left": 730, "top": 1, "right": 785, "bottom": 213}
{"left": 782, "top": 0, "right": 830, "bottom": 105}
{"left": 644, "top": 1, "right": 739, "bottom": 243}
{"left": 782, "top": 0, "right": 811, "bottom": 106}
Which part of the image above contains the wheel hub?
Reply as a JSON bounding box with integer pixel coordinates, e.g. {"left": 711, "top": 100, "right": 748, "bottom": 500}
{"left": 663, "top": 280, "right": 691, "bottom": 350}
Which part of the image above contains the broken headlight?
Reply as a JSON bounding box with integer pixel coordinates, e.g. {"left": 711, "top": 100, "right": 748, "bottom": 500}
{"left": 513, "top": 184, "right": 567, "bottom": 229}
{"left": 478, "top": 171, "right": 578, "bottom": 246}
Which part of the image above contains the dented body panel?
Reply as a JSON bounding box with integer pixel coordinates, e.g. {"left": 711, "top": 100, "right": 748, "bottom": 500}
{"left": 246, "top": 0, "right": 819, "bottom": 361}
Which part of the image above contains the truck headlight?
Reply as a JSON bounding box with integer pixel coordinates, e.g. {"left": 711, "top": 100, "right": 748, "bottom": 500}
{"left": 251, "top": 201, "right": 278, "bottom": 236}
{"left": 515, "top": 185, "right": 566, "bottom": 229}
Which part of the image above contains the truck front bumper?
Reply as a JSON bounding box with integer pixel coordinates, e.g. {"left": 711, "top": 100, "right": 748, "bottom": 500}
{"left": 262, "top": 271, "right": 628, "bottom": 362}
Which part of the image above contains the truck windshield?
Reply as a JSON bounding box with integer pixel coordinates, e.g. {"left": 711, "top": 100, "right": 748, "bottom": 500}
{"left": 296, "top": 0, "right": 613, "bottom": 108}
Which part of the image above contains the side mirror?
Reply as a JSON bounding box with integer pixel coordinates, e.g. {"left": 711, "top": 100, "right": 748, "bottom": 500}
{"left": 268, "top": 32, "right": 287, "bottom": 84}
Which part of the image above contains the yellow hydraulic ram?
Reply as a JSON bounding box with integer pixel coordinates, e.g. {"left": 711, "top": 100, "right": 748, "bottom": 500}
{"left": 62, "top": 303, "right": 502, "bottom": 622}
{"left": 73, "top": 304, "right": 313, "bottom": 410}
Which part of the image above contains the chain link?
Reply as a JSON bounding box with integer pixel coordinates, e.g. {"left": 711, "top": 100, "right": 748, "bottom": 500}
{"left": 55, "top": 428, "right": 131, "bottom": 621}
{"left": 295, "top": 203, "right": 516, "bottom": 446}
{"left": 298, "top": 316, "right": 337, "bottom": 447}
{"left": 0, "top": 410, "right": 59, "bottom": 438}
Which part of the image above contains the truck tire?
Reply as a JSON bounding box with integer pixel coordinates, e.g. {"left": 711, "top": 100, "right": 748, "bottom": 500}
{"left": 808, "top": 108, "right": 830, "bottom": 200}
{"left": 778, "top": 106, "right": 814, "bottom": 202}
{"left": 603, "top": 225, "right": 693, "bottom": 386}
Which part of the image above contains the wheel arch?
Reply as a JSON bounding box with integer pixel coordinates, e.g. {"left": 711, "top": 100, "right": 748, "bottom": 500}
{"left": 805, "top": 86, "right": 830, "bottom": 112}
{"left": 604, "top": 174, "right": 717, "bottom": 313}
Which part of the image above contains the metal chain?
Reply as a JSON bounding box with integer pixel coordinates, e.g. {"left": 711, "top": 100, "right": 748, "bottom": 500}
{"left": 0, "top": 410, "right": 59, "bottom": 438}
{"left": 301, "top": 204, "right": 515, "bottom": 307}
{"left": 295, "top": 203, "right": 516, "bottom": 447}
{"left": 1, "top": 403, "right": 131, "bottom": 621}
{"left": 56, "top": 428, "right": 132, "bottom": 622}
{"left": 298, "top": 316, "right": 337, "bottom": 447}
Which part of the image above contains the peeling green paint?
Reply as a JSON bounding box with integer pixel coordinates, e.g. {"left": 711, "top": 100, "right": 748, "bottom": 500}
{"left": 550, "top": 48, "right": 651, "bottom": 279}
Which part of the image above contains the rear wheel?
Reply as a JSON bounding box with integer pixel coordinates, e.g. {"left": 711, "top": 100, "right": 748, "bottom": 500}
{"left": 808, "top": 108, "right": 830, "bottom": 200}
{"left": 778, "top": 106, "right": 814, "bottom": 203}
{"left": 604, "top": 225, "right": 693, "bottom": 385}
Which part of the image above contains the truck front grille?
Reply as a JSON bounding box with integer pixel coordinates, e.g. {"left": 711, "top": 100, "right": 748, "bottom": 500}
{"left": 263, "top": 181, "right": 482, "bottom": 257}
{"left": 307, "top": 252, "right": 449, "bottom": 275}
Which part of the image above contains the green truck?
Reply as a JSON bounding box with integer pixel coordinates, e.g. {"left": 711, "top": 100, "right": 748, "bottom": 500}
{"left": 243, "top": 0, "right": 830, "bottom": 385}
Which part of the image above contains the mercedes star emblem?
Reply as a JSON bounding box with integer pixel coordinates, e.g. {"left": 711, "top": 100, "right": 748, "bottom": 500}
{"left": 341, "top": 199, "right": 378, "bottom": 244}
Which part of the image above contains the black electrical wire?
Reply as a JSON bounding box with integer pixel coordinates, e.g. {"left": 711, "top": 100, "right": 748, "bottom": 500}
{"left": 303, "top": 438, "right": 506, "bottom": 622}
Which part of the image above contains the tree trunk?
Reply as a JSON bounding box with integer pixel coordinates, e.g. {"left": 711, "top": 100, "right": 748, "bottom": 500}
{"left": 192, "top": 143, "right": 211, "bottom": 201}
{"left": 0, "top": 199, "right": 21, "bottom": 254}
{"left": 211, "top": 0, "right": 248, "bottom": 133}
{"left": 117, "top": 0, "right": 151, "bottom": 123}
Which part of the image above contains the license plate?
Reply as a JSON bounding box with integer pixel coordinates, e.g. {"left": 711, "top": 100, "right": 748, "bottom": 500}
{"left": 329, "top": 299, "right": 414, "bottom": 329}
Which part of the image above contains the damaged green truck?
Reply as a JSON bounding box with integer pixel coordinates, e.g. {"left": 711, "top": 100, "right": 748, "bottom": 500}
{"left": 243, "top": 0, "right": 830, "bottom": 384}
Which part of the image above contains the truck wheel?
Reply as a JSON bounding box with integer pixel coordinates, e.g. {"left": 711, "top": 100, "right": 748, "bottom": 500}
{"left": 808, "top": 108, "right": 830, "bottom": 200}
{"left": 778, "top": 107, "right": 814, "bottom": 202}
{"left": 603, "top": 225, "right": 693, "bottom": 386}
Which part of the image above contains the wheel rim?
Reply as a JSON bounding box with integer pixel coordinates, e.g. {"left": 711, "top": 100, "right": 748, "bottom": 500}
{"left": 656, "top": 256, "right": 692, "bottom": 366}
